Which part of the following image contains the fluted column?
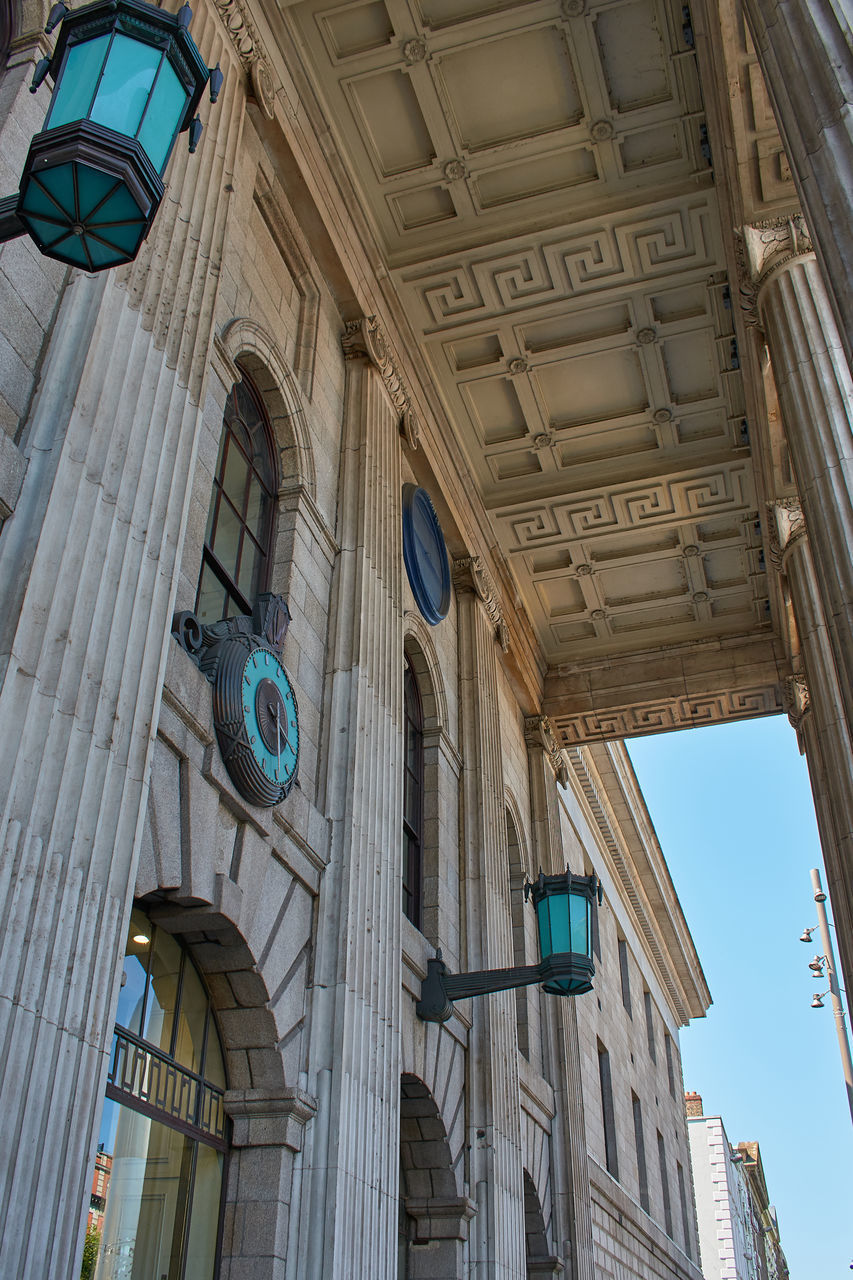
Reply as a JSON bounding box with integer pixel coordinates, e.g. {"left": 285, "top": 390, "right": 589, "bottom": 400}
{"left": 454, "top": 556, "right": 525, "bottom": 1279}
{"left": 768, "top": 499, "right": 853, "bottom": 995}
{"left": 740, "top": 0, "right": 853, "bottom": 370}
{"left": 0, "top": 10, "right": 244, "bottom": 1276}
{"left": 746, "top": 222, "right": 853, "bottom": 748}
{"left": 524, "top": 717, "right": 595, "bottom": 1280}
{"left": 297, "top": 318, "right": 404, "bottom": 1279}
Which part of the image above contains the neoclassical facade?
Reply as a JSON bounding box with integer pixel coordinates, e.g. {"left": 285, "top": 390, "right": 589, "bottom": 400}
{"left": 0, "top": 0, "right": 849, "bottom": 1276}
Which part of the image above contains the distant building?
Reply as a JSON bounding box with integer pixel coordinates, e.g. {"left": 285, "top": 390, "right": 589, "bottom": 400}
{"left": 86, "top": 1148, "right": 112, "bottom": 1235}
{"left": 686, "top": 1092, "right": 789, "bottom": 1280}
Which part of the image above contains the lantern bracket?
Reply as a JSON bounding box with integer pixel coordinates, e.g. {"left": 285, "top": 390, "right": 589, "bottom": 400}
{"left": 0, "top": 195, "right": 25, "bottom": 243}
{"left": 416, "top": 950, "right": 596, "bottom": 1023}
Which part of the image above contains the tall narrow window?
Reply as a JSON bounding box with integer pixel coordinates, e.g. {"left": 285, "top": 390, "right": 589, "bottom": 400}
{"left": 87, "top": 906, "right": 227, "bottom": 1280}
{"left": 597, "top": 1039, "right": 619, "bottom": 1180}
{"left": 618, "top": 938, "right": 632, "bottom": 1015}
{"left": 644, "top": 989, "right": 657, "bottom": 1063}
{"left": 197, "top": 373, "right": 277, "bottom": 623}
{"left": 632, "top": 1092, "right": 649, "bottom": 1212}
{"left": 403, "top": 657, "right": 423, "bottom": 928}
{"left": 664, "top": 1031, "right": 676, "bottom": 1097}
{"left": 677, "top": 1160, "right": 693, "bottom": 1258}
{"left": 657, "top": 1130, "right": 673, "bottom": 1237}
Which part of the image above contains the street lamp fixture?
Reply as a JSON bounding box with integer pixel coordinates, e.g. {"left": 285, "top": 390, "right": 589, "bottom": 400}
{"left": 0, "top": 0, "right": 220, "bottom": 271}
{"left": 417, "top": 869, "right": 601, "bottom": 1023}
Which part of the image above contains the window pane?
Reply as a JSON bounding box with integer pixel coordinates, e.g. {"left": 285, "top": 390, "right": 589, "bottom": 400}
{"left": 142, "top": 928, "right": 181, "bottom": 1054}
{"left": 184, "top": 1142, "right": 224, "bottom": 1280}
{"left": 92, "top": 1100, "right": 194, "bottom": 1280}
{"left": 116, "top": 908, "right": 152, "bottom": 1037}
{"left": 221, "top": 437, "right": 250, "bottom": 512}
{"left": 173, "top": 961, "right": 208, "bottom": 1076}
{"left": 236, "top": 534, "right": 262, "bottom": 602}
{"left": 210, "top": 497, "right": 242, "bottom": 581}
{"left": 196, "top": 562, "right": 227, "bottom": 626}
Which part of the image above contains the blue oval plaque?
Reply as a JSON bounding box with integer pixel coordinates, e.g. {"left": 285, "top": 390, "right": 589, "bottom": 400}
{"left": 402, "top": 484, "right": 451, "bottom": 625}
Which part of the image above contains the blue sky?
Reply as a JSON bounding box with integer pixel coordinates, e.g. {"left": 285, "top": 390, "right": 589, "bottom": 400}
{"left": 627, "top": 716, "right": 853, "bottom": 1278}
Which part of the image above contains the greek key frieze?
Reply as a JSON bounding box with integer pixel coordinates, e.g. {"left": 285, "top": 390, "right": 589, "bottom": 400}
{"left": 551, "top": 685, "right": 784, "bottom": 743}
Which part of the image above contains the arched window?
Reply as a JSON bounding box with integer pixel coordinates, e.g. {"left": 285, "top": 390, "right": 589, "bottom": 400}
{"left": 402, "top": 657, "right": 424, "bottom": 927}
{"left": 196, "top": 373, "right": 277, "bottom": 623}
{"left": 86, "top": 906, "right": 227, "bottom": 1280}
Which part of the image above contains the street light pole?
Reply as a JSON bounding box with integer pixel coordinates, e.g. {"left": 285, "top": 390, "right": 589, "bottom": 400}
{"left": 810, "top": 867, "right": 853, "bottom": 1124}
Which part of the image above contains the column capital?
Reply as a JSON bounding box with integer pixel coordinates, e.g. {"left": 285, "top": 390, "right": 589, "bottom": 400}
{"left": 404, "top": 1195, "right": 477, "bottom": 1242}
{"left": 782, "top": 672, "right": 810, "bottom": 732}
{"left": 738, "top": 216, "right": 814, "bottom": 319}
{"left": 524, "top": 714, "right": 569, "bottom": 786}
{"left": 766, "top": 497, "right": 806, "bottom": 569}
{"left": 452, "top": 555, "right": 510, "bottom": 651}
{"left": 342, "top": 315, "right": 419, "bottom": 448}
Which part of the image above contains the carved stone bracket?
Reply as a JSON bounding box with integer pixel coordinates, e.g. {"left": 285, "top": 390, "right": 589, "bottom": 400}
{"left": 524, "top": 714, "right": 569, "bottom": 786}
{"left": 224, "top": 1086, "right": 318, "bottom": 1150}
{"left": 766, "top": 497, "right": 806, "bottom": 569}
{"left": 452, "top": 556, "right": 510, "bottom": 651}
{"left": 783, "top": 672, "right": 810, "bottom": 731}
{"left": 404, "top": 1195, "right": 476, "bottom": 1242}
{"left": 342, "top": 316, "right": 419, "bottom": 448}
{"left": 212, "top": 0, "right": 275, "bottom": 117}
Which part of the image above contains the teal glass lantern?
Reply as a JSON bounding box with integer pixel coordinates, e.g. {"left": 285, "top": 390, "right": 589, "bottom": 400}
{"left": 15, "top": 0, "right": 214, "bottom": 271}
{"left": 526, "top": 869, "right": 601, "bottom": 996}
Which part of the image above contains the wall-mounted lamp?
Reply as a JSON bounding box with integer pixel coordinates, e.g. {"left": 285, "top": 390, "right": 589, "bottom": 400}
{"left": 0, "top": 0, "right": 220, "bottom": 271}
{"left": 417, "top": 869, "right": 601, "bottom": 1023}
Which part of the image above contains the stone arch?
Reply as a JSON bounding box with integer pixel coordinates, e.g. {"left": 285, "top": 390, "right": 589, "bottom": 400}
{"left": 219, "top": 316, "right": 316, "bottom": 499}
{"left": 399, "top": 1074, "right": 473, "bottom": 1279}
{"left": 404, "top": 611, "right": 448, "bottom": 731}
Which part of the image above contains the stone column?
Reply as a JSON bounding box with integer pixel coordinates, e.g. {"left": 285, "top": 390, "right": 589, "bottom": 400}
{"left": 297, "top": 317, "right": 405, "bottom": 1278}
{"left": 768, "top": 499, "right": 853, "bottom": 994}
{"left": 746, "top": 221, "right": 853, "bottom": 751}
{"left": 454, "top": 555, "right": 525, "bottom": 1279}
{"left": 524, "top": 717, "right": 595, "bottom": 1280}
{"left": 0, "top": 10, "right": 245, "bottom": 1277}
{"left": 740, "top": 0, "right": 853, "bottom": 370}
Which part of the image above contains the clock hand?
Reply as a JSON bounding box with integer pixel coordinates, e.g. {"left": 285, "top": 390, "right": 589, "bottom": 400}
{"left": 274, "top": 703, "right": 281, "bottom": 777}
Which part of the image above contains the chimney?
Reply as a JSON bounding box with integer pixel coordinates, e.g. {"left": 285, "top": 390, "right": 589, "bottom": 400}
{"left": 684, "top": 1091, "right": 703, "bottom": 1117}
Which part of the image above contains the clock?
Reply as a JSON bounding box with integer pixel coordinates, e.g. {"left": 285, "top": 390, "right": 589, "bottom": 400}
{"left": 402, "top": 484, "right": 451, "bottom": 625}
{"left": 173, "top": 594, "right": 300, "bottom": 808}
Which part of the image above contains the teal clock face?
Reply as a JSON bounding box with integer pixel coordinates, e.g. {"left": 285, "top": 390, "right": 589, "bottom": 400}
{"left": 241, "top": 647, "right": 299, "bottom": 793}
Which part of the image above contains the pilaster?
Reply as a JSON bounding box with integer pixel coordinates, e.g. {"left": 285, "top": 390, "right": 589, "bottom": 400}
{"left": 0, "top": 13, "right": 245, "bottom": 1275}
{"left": 297, "top": 318, "right": 405, "bottom": 1278}
{"left": 746, "top": 221, "right": 853, "bottom": 767}
{"left": 740, "top": 0, "right": 853, "bottom": 370}
{"left": 524, "top": 721, "right": 595, "bottom": 1280}
{"left": 453, "top": 554, "right": 525, "bottom": 1278}
{"left": 767, "top": 498, "right": 853, "bottom": 996}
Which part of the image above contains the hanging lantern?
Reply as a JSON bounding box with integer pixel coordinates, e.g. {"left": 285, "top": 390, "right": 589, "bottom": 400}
{"left": 525, "top": 868, "right": 601, "bottom": 996}
{"left": 11, "top": 0, "right": 217, "bottom": 271}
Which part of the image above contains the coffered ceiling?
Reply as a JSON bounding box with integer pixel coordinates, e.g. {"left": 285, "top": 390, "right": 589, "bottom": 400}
{"left": 278, "top": 0, "right": 794, "bottom": 737}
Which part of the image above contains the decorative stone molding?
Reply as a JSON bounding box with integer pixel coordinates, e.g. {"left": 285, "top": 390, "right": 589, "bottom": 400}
{"left": 524, "top": 715, "right": 569, "bottom": 786}
{"left": 782, "top": 672, "right": 810, "bottom": 730}
{"left": 342, "top": 316, "right": 419, "bottom": 448}
{"left": 452, "top": 556, "right": 510, "bottom": 651}
{"left": 212, "top": 0, "right": 275, "bottom": 117}
{"left": 402, "top": 37, "right": 427, "bottom": 64}
{"left": 590, "top": 120, "right": 614, "bottom": 142}
{"left": 443, "top": 158, "right": 468, "bottom": 182}
{"left": 766, "top": 497, "right": 806, "bottom": 569}
{"left": 507, "top": 356, "right": 529, "bottom": 375}
{"left": 636, "top": 326, "right": 656, "bottom": 345}
{"left": 224, "top": 1086, "right": 318, "bottom": 1150}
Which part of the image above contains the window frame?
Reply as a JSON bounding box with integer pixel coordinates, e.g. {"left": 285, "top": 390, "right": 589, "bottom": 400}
{"left": 197, "top": 370, "right": 278, "bottom": 622}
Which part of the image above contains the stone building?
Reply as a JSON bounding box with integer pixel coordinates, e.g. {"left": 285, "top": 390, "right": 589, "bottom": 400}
{"left": 0, "top": 0, "right": 850, "bottom": 1276}
{"left": 685, "top": 1094, "right": 789, "bottom": 1280}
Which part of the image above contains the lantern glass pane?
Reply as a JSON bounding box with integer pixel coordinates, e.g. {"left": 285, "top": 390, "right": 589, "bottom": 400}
{"left": 138, "top": 59, "right": 189, "bottom": 172}
{"left": 24, "top": 216, "right": 66, "bottom": 247}
{"left": 47, "top": 34, "right": 110, "bottom": 129}
{"left": 90, "top": 34, "right": 161, "bottom": 138}
{"left": 548, "top": 893, "right": 572, "bottom": 955}
{"left": 50, "top": 232, "right": 91, "bottom": 267}
{"left": 570, "top": 891, "right": 590, "bottom": 956}
{"left": 75, "top": 167, "right": 118, "bottom": 220}
{"left": 36, "top": 164, "right": 76, "bottom": 217}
